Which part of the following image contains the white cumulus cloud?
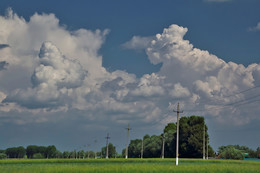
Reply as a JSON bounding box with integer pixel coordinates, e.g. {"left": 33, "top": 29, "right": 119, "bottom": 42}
{"left": 248, "top": 22, "right": 260, "bottom": 31}
{"left": 125, "top": 24, "right": 260, "bottom": 125}
{"left": 170, "top": 83, "right": 190, "bottom": 98}
{"left": 122, "top": 36, "right": 153, "bottom": 50}
{"left": 1, "top": 9, "right": 260, "bottom": 129}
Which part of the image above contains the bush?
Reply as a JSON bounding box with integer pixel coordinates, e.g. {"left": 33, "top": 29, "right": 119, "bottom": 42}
{"left": 0, "top": 153, "right": 7, "bottom": 159}
{"left": 220, "top": 146, "right": 244, "bottom": 160}
{"left": 33, "top": 153, "right": 44, "bottom": 159}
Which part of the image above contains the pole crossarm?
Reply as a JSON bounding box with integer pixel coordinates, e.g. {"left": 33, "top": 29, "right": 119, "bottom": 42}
{"left": 173, "top": 110, "right": 184, "bottom": 113}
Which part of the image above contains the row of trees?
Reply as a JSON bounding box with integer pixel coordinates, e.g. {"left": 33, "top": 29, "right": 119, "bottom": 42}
{"left": 123, "top": 116, "right": 215, "bottom": 158}
{"left": 0, "top": 116, "right": 215, "bottom": 159}
{"left": 218, "top": 145, "right": 260, "bottom": 160}
{"left": 1, "top": 116, "right": 259, "bottom": 160}
{"left": 0, "top": 144, "right": 118, "bottom": 159}
{"left": 0, "top": 145, "right": 58, "bottom": 159}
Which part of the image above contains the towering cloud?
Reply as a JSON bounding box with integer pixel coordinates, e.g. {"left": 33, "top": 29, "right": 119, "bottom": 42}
{"left": 0, "top": 9, "right": 260, "bottom": 129}
{"left": 4, "top": 42, "right": 87, "bottom": 108}
{"left": 125, "top": 24, "right": 260, "bottom": 125}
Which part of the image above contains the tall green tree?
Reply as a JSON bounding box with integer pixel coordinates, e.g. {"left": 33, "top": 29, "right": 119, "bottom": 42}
{"left": 179, "top": 116, "right": 206, "bottom": 158}
{"left": 101, "top": 143, "right": 116, "bottom": 158}
{"left": 6, "top": 146, "right": 26, "bottom": 158}
{"left": 128, "top": 139, "right": 142, "bottom": 158}
{"left": 26, "top": 145, "right": 47, "bottom": 158}
{"left": 162, "top": 116, "right": 214, "bottom": 158}
{"left": 163, "top": 123, "right": 176, "bottom": 158}
{"left": 26, "top": 145, "right": 38, "bottom": 158}
{"left": 45, "top": 145, "right": 57, "bottom": 158}
{"left": 128, "top": 116, "right": 214, "bottom": 158}
{"left": 143, "top": 134, "right": 161, "bottom": 158}
{"left": 85, "top": 151, "right": 95, "bottom": 158}
{"left": 62, "top": 151, "right": 70, "bottom": 158}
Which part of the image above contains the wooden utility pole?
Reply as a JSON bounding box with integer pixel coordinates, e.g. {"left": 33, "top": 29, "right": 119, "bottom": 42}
{"left": 125, "top": 124, "right": 131, "bottom": 159}
{"left": 173, "top": 103, "right": 183, "bottom": 166}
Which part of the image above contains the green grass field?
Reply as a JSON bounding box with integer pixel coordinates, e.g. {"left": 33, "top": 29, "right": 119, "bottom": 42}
{"left": 0, "top": 158, "right": 259, "bottom": 173}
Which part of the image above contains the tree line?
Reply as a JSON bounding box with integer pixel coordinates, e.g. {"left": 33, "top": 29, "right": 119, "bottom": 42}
{"left": 0, "top": 144, "right": 119, "bottom": 159}
{"left": 0, "top": 116, "right": 259, "bottom": 160}
{"left": 123, "top": 116, "right": 215, "bottom": 158}
{"left": 0, "top": 145, "right": 59, "bottom": 159}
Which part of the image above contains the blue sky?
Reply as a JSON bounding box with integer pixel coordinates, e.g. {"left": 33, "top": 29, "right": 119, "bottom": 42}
{"left": 0, "top": 0, "right": 260, "bottom": 153}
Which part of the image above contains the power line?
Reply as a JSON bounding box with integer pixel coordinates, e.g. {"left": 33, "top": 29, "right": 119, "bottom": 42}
{"left": 185, "top": 93, "right": 260, "bottom": 113}
{"left": 185, "top": 85, "right": 260, "bottom": 110}
{"left": 150, "top": 103, "right": 179, "bottom": 126}
{"left": 223, "top": 85, "right": 260, "bottom": 98}
{"left": 150, "top": 111, "right": 172, "bottom": 126}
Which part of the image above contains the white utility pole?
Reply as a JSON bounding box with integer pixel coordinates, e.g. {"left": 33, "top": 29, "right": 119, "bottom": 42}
{"left": 105, "top": 133, "right": 110, "bottom": 159}
{"left": 173, "top": 103, "right": 183, "bottom": 166}
{"left": 125, "top": 124, "right": 131, "bottom": 159}
{"left": 207, "top": 137, "right": 209, "bottom": 160}
{"left": 87, "top": 144, "right": 91, "bottom": 159}
{"left": 94, "top": 140, "right": 97, "bottom": 159}
{"left": 115, "top": 145, "right": 117, "bottom": 158}
{"left": 203, "top": 124, "right": 205, "bottom": 160}
{"left": 161, "top": 133, "right": 165, "bottom": 159}
{"left": 141, "top": 138, "right": 144, "bottom": 159}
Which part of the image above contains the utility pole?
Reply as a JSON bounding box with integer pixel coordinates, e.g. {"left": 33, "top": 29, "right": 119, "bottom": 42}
{"left": 94, "top": 140, "right": 97, "bottom": 159}
{"left": 114, "top": 145, "right": 117, "bottom": 158}
{"left": 105, "top": 133, "right": 110, "bottom": 159}
{"left": 207, "top": 137, "right": 209, "bottom": 160}
{"left": 173, "top": 103, "right": 183, "bottom": 166}
{"left": 161, "top": 133, "right": 165, "bottom": 159}
{"left": 125, "top": 124, "right": 132, "bottom": 159}
{"left": 87, "top": 144, "right": 91, "bottom": 159}
{"left": 141, "top": 137, "right": 144, "bottom": 159}
{"left": 203, "top": 124, "right": 205, "bottom": 160}
{"left": 83, "top": 145, "right": 86, "bottom": 159}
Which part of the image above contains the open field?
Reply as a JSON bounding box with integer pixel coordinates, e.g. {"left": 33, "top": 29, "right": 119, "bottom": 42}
{"left": 0, "top": 158, "right": 259, "bottom": 173}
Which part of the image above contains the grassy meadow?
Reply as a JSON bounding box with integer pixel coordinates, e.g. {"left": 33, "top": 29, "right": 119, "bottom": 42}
{"left": 0, "top": 158, "right": 259, "bottom": 173}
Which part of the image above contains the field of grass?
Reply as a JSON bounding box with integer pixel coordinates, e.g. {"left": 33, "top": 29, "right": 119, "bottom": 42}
{"left": 0, "top": 158, "right": 259, "bottom": 173}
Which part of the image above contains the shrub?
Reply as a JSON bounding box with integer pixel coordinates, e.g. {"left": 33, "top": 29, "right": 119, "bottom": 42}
{"left": 33, "top": 153, "right": 44, "bottom": 159}
{"left": 0, "top": 153, "right": 7, "bottom": 159}
{"left": 220, "top": 146, "right": 244, "bottom": 160}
